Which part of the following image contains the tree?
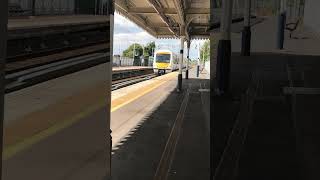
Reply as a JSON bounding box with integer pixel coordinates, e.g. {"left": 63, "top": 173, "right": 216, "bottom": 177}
{"left": 144, "top": 41, "right": 156, "bottom": 57}
{"left": 200, "top": 40, "right": 210, "bottom": 62}
{"left": 122, "top": 43, "right": 143, "bottom": 58}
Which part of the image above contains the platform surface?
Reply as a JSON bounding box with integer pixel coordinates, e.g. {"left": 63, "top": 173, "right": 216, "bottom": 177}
{"left": 111, "top": 68, "right": 211, "bottom": 180}
{"left": 3, "top": 63, "right": 110, "bottom": 180}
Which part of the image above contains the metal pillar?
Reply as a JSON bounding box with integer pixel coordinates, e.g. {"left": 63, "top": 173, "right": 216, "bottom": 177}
{"left": 32, "top": 0, "right": 36, "bottom": 16}
{"left": 277, "top": 0, "right": 286, "bottom": 49}
{"left": 241, "top": 0, "right": 251, "bottom": 56}
{"left": 0, "top": 0, "right": 7, "bottom": 180}
{"left": 186, "top": 41, "right": 190, "bottom": 80}
{"left": 178, "top": 36, "right": 184, "bottom": 92}
{"left": 196, "top": 42, "right": 200, "bottom": 77}
{"left": 216, "top": 0, "right": 233, "bottom": 94}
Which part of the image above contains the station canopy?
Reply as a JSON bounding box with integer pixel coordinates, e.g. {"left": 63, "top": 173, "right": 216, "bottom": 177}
{"left": 115, "top": 0, "right": 246, "bottom": 40}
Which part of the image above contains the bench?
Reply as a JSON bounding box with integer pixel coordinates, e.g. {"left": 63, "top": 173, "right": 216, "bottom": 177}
{"left": 285, "top": 19, "right": 300, "bottom": 39}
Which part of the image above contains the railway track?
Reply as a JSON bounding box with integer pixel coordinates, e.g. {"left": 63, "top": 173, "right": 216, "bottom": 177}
{"left": 5, "top": 52, "right": 110, "bottom": 93}
{"left": 6, "top": 43, "right": 109, "bottom": 73}
{"left": 112, "top": 74, "right": 157, "bottom": 91}
{"left": 5, "top": 47, "right": 155, "bottom": 93}
{"left": 4, "top": 17, "right": 155, "bottom": 93}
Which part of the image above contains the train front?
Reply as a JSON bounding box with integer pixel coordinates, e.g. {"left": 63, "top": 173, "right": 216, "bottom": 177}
{"left": 153, "top": 50, "right": 172, "bottom": 75}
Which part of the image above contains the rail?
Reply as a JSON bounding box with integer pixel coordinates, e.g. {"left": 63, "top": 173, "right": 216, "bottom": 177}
{"left": 214, "top": 70, "right": 261, "bottom": 180}
{"left": 5, "top": 52, "right": 110, "bottom": 93}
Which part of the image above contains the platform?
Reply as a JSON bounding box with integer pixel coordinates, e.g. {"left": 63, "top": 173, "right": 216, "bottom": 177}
{"left": 3, "top": 62, "right": 111, "bottom": 180}
{"left": 111, "top": 68, "right": 211, "bottom": 180}
{"left": 3, "top": 65, "right": 152, "bottom": 180}
{"left": 213, "top": 52, "right": 320, "bottom": 180}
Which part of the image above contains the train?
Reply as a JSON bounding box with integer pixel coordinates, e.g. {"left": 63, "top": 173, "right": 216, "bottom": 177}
{"left": 153, "top": 49, "right": 187, "bottom": 75}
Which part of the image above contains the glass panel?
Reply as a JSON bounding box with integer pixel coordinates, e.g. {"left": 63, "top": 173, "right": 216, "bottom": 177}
{"left": 156, "top": 54, "right": 171, "bottom": 63}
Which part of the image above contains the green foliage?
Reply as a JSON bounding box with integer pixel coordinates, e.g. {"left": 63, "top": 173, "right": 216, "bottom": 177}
{"left": 122, "top": 43, "right": 143, "bottom": 58}
{"left": 144, "top": 41, "right": 156, "bottom": 57}
{"left": 122, "top": 42, "right": 156, "bottom": 58}
{"left": 200, "top": 40, "right": 210, "bottom": 62}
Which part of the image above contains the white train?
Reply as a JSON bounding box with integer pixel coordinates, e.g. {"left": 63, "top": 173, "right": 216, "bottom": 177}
{"left": 153, "top": 49, "right": 186, "bottom": 75}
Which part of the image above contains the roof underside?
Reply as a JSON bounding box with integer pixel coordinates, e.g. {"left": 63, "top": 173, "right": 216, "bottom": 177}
{"left": 115, "top": 0, "right": 248, "bottom": 40}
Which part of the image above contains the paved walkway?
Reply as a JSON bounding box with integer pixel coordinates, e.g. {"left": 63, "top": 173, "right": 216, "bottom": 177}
{"left": 111, "top": 68, "right": 211, "bottom": 180}
{"left": 3, "top": 63, "right": 111, "bottom": 180}
{"left": 212, "top": 52, "right": 320, "bottom": 180}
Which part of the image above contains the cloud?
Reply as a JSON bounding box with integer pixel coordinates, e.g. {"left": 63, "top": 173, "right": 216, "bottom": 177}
{"left": 114, "top": 13, "right": 145, "bottom": 34}
{"left": 113, "top": 31, "right": 156, "bottom": 55}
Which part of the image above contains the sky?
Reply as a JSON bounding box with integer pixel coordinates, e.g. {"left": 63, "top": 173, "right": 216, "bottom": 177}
{"left": 113, "top": 12, "right": 206, "bottom": 59}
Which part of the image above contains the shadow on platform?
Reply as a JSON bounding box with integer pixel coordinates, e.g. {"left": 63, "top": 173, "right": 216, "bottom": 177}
{"left": 111, "top": 78, "right": 210, "bottom": 180}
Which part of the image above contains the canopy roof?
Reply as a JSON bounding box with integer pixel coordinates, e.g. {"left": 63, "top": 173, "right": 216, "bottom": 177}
{"left": 115, "top": 0, "right": 252, "bottom": 40}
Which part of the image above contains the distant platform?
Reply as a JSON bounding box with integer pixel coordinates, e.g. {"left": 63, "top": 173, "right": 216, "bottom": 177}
{"left": 112, "top": 66, "right": 152, "bottom": 73}
{"left": 8, "top": 15, "right": 110, "bottom": 31}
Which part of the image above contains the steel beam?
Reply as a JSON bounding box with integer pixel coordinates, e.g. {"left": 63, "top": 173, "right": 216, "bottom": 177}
{"left": 115, "top": 0, "right": 157, "bottom": 36}
{"left": 147, "top": 0, "right": 178, "bottom": 36}
{"left": 173, "top": 0, "right": 186, "bottom": 26}
{"left": 128, "top": 7, "right": 210, "bottom": 15}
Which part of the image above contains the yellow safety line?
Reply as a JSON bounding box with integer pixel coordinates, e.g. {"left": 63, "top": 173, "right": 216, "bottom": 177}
{"left": 3, "top": 72, "right": 177, "bottom": 160}
{"left": 3, "top": 101, "right": 106, "bottom": 160}
{"left": 111, "top": 73, "right": 176, "bottom": 112}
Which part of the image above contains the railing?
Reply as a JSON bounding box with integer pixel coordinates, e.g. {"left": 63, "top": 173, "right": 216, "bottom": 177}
{"left": 113, "top": 56, "right": 134, "bottom": 67}
{"left": 9, "top": 0, "right": 110, "bottom": 16}
{"left": 214, "top": 70, "right": 261, "bottom": 180}
{"left": 113, "top": 56, "right": 154, "bottom": 67}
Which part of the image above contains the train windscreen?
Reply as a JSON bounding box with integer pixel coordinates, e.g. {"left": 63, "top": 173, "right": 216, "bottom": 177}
{"left": 156, "top": 54, "right": 170, "bottom": 63}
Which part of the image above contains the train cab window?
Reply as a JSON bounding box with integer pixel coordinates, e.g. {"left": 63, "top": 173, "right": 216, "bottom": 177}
{"left": 156, "top": 54, "right": 171, "bottom": 63}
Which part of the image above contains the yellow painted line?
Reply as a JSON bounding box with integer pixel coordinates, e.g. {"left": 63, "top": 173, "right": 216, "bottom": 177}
{"left": 3, "top": 72, "right": 177, "bottom": 160}
{"left": 3, "top": 101, "right": 106, "bottom": 160}
{"left": 111, "top": 72, "right": 177, "bottom": 112}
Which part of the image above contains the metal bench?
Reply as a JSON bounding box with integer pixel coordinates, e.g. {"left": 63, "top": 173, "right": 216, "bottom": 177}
{"left": 286, "top": 19, "right": 300, "bottom": 39}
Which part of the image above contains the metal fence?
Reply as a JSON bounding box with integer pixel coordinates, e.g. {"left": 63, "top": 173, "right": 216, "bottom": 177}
{"left": 9, "top": 0, "right": 110, "bottom": 16}
{"left": 113, "top": 56, "right": 134, "bottom": 67}
{"left": 113, "top": 56, "right": 154, "bottom": 67}
{"left": 9, "top": 0, "right": 74, "bottom": 16}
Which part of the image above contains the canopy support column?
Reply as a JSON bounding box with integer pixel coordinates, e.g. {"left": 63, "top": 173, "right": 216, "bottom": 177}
{"left": 178, "top": 37, "right": 184, "bottom": 92}
{"left": 186, "top": 40, "right": 190, "bottom": 80}
{"left": 277, "top": 0, "right": 287, "bottom": 49}
{"left": 177, "top": 25, "right": 185, "bottom": 92}
{"left": 216, "top": 0, "right": 233, "bottom": 94}
{"left": 241, "top": 0, "right": 251, "bottom": 56}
